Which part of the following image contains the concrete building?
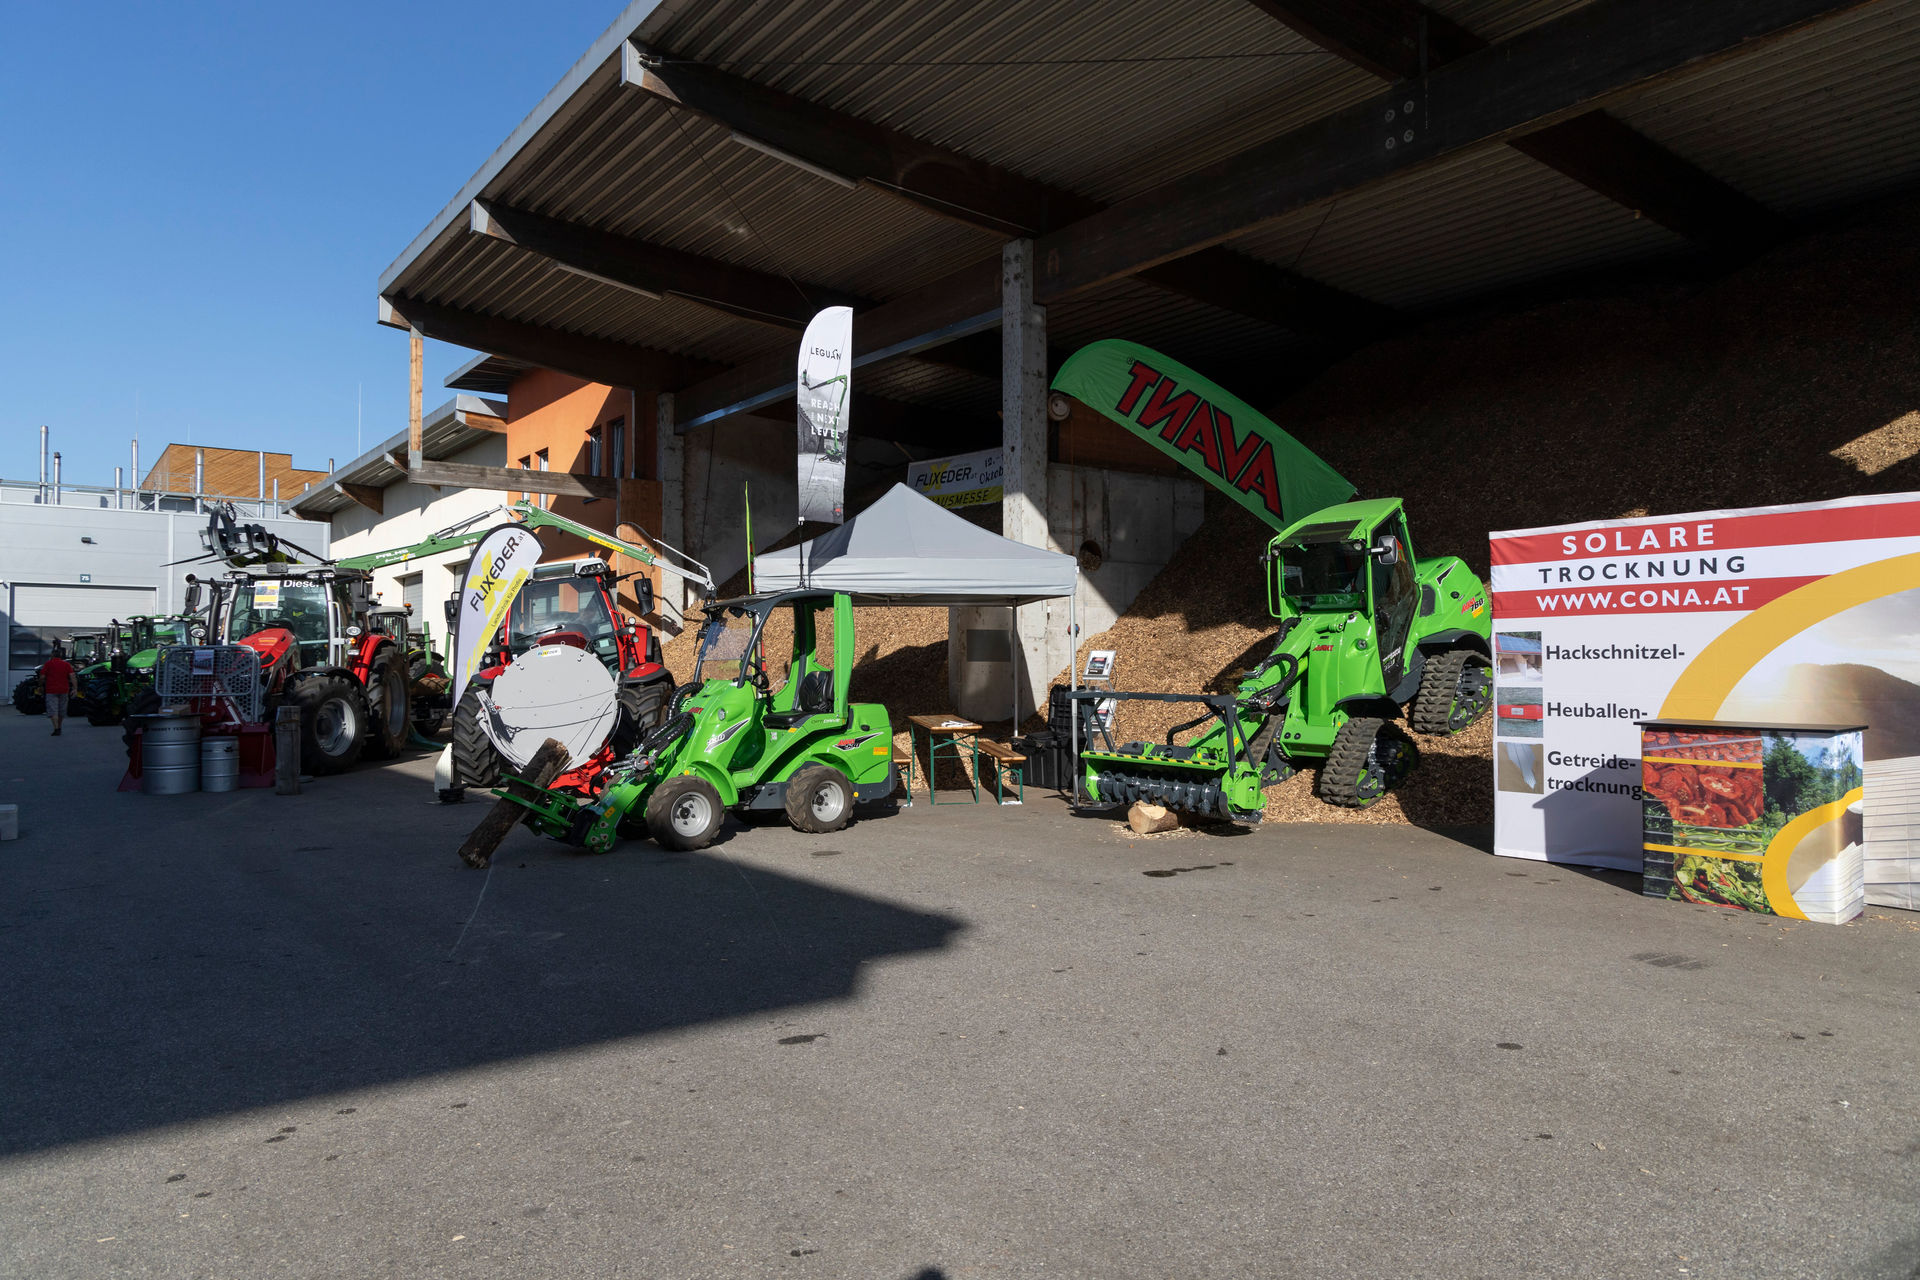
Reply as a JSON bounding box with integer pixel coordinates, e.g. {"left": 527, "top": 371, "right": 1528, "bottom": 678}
{"left": 371, "top": 0, "right": 1920, "bottom": 717}
{"left": 289, "top": 395, "right": 510, "bottom": 638}
{"left": 1, "top": 442, "right": 327, "bottom": 690}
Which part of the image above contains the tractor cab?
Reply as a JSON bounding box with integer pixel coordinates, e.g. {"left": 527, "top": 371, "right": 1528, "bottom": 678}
{"left": 690, "top": 590, "right": 848, "bottom": 731}
{"left": 214, "top": 566, "right": 381, "bottom": 670}
{"left": 1268, "top": 498, "right": 1421, "bottom": 692}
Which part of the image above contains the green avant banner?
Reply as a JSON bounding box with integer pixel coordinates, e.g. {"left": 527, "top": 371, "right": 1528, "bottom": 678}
{"left": 1050, "top": 339, "right": 1354, "bottom": 532}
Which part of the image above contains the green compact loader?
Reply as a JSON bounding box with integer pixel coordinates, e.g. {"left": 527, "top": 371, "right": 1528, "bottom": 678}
{"left": 1048, "top": 339, "right": 1494, "bottom": 822}
{"left": 1078, "top": 498, "right": 1492, "bottom": 821}
{"left": 501, "top": 589, "right": 895, "bottom": 853}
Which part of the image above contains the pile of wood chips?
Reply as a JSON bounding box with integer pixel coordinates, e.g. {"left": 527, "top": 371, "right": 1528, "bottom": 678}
{"left": 656, "top": 194, "right": 1920, "bottom": 829}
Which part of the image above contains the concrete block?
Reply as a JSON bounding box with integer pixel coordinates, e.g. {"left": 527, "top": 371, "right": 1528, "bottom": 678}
{"left": 0, "top": 804, "right": 16, "bottom": 841}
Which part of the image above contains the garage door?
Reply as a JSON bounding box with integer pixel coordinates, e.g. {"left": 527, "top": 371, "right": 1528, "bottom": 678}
{"left": 400, "top": 573, "right": 424, "bottom": 620}
{"left": 9, "top": 583, "right": 158, "bottom": 668}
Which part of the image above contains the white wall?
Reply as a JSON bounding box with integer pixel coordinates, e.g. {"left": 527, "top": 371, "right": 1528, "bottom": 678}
{"left": 0, "top": 494, "right": 328, "bottom": 686}
{"left": 949, "top": 463, "right": 1204, "bottom": 722}
{"left": 322, "top": 434, "right": 507, "bottom": 646}
{"left": 683, "top": 415, "right": 798, "bottom": 593}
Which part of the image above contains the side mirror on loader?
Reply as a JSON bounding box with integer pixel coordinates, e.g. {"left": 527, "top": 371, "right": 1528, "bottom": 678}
{"left": 1370, "top": 536, "right": 1402, "bottom": 567}
{"left": 636, "top": 575, "right": 656, "bottom": 616}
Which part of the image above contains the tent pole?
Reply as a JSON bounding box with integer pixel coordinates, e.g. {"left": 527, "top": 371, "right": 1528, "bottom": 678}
{"left": 1069, "top": 576, "right": 1079, "bottom": 803}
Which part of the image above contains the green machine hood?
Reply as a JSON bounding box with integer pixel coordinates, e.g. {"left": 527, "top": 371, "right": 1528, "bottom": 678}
{"left": 1050, "top": 339, "right": 1354, "bottom": 533}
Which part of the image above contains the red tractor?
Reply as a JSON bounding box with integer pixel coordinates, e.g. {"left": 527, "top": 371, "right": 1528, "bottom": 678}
{"left": 189, "top": 564, "right": 414, "bottom": 774}
{"left": 449, "top": 557, "right": 675, "bottom": 793}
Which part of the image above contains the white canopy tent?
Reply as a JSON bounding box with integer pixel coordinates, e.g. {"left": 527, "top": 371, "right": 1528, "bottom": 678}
{"left": 754, "top": 483, "right": 1080, "bottom": 733}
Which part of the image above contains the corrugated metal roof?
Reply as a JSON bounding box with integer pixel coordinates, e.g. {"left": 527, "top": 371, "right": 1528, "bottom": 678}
{"left": 292, "top": 397, "right": 506, "bottom": 517}
{"left": 653, "top": 0, "right": 1382, "bottom": 205}
{"left": 1228, "top": 141, "right": 1686, "bottom": 313}
{"left": 446, "top": 353, "right": 536, "bottom": 394}
{"left": 1601, "top": 0, "right": 1920, "bottom": 220}
{"left": 379, "top": 0, "right": 1916, "bottom": 420}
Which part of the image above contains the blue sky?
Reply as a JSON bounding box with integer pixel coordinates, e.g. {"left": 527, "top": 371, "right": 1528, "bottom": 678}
{"left": 0, "top": 2, "right": 621, "bottom": 487}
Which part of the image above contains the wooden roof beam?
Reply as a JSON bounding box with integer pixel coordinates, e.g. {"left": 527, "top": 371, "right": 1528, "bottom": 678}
{"left": 379, "top": 295, "right": 721, "bottom": 393}
{"left": 1247, "top": 0, "right": 1790, "bottom": 252}
{"left": 622, "top": 40, "right": 1390, "bottom": 339}
{"left": 1039, "top": 0, "right": 1857, "bottom": 299}
{"left": 469, "top": 200, "right": 867, "bottom": 328}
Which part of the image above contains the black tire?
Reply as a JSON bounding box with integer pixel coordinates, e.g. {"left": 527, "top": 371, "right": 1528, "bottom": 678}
{"left": 1317, "top": 717, "right": 1418, "bottom": 809}
{"left": 645, "top": 775, "right": 725, "bottom": 851}
{"left": 1409, "top": 648, "right": 1492, "bottom": 736}
{"left": 610, "top": 681, "right": 670, "bottom": 755}
{"left": 12, "top": 677, "right": 45, "bottom": 717}
{"left": 287, "top": 673, "right": 369, "bottom": 776}
{"left": 784, "top": 763, "right": 854, "bottom": 834}
{"left": 451, "top": 686, "right": 503, "bottom": 789}
{"left": 360, "top": 646, "right": 410, "bottom": 760}
{"left": 121, "top": 687, "right": 162, "bottom": 759}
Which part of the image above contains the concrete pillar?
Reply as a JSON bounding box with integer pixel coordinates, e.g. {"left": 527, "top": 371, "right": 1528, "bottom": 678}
{"left": 1001, "top": 238, "right": 1049, "bottom": 719}
{"left": 656, "top": 392, "right": 686, "bottom": 620}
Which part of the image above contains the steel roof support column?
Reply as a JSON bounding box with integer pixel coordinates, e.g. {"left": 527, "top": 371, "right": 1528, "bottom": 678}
{"left": 656, "top": 392, "right": 686, "bottom": 625}
{"left": 1002, "top": 239, "right": 1049, "bottom": 722}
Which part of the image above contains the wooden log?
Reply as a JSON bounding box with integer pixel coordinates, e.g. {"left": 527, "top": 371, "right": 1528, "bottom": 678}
{"left": 456, "top": 738, "right": 570, "bottom": 870}
{"left": 274, "top": 705, "right": 302, "bottom": 795}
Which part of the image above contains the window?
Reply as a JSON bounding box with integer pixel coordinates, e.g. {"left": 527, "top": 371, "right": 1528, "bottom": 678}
{"left": 605, "top": 416, "right": 626, "bottom": 479}
{"left": 587, "top": 427, "right": 604, "bottom": 478}
{"left": 536, "top": 449, "right": 550, "bottom": 508}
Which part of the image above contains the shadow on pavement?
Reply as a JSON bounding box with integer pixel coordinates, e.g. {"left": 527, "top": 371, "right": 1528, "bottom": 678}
{"left": 0, "top": 749, "right": 962, "bottom": 1156}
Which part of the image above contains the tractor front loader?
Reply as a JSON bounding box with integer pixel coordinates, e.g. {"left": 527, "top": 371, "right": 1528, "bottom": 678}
{"left": 498, "top": 589, "right": 894, "bottom": 855}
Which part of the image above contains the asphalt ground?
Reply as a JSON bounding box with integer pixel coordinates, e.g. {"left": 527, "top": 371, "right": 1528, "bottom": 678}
{"left": 1, "top": 710, "right": 1916, "bottom": 1279}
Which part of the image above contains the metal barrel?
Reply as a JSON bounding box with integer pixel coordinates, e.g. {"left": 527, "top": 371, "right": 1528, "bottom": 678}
{"left": 200, "top": 735, "right": 239, "bottom": 793}
{"left": 138, "top": 710, "right": 201, "bottom": 796}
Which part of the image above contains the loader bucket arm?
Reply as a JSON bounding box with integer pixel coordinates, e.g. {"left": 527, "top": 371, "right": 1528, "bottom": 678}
{"left": 1049, "top": 339, "right": 1355, "bottom": 533}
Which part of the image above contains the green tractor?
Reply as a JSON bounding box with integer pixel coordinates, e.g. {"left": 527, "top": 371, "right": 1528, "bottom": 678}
{"left": 11, "top": 632, "right": 107, "bottom": 716}
{"left": 1078, "top": 497, "right": 1492, "bottom": 821}
{"left": 1046, "top": 338, "right": 1494, "bottom": 821}
{"left": 79, "top": 614, "right": 197, "bottom": 726}
{"left": 501, "top": 589, "right": 895, "bottom": 853}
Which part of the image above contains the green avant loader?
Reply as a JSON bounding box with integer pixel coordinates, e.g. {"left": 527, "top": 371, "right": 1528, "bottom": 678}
{"left": 79, "top": 614, "right": 197, "bottom": 725}
{"left": 502, "top": 590, "right": 895, "bottom": 853}
{"left": 1051, "top": 340, "right": 1494, "bottom": 822}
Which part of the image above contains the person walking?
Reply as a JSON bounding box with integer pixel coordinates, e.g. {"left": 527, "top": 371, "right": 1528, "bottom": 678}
{"left": 39, "top": 645, "right": 75, "bottom": 736}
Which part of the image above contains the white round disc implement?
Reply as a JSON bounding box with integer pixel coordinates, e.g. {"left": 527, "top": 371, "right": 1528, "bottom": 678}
{"left": 480, "top": 645, "right": 619, "bottom": 770}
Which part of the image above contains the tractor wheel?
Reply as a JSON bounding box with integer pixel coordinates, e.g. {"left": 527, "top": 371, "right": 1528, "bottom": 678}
{"left": 610, "top": 681, "right": 669, "bottom": 755}
{"left": 1409, "top": 648, "right": 1492, "bottom": 736}
{"left": 784, "top": 764, "right": 853, "bottom": 834}
{"left": 12, "top": 677, "right": 45, "bottom": 717}
{"left": 451, "top": 687, "right": 503, "bottom": 789}
{"left": 121, "top": 688, "right": 162, "bottom": 759}
{"left": 288, "top": 674, "right": 369, "bottom": 776}
{"left": 645, "top": 775, "right": 725, "bottom": 851}
{"left": 1317, "top": 717, "right": 1419, "bottom": 809}
{"left": 85, "top": 700, "right": 122, "bottom": 727}
{"left": 360, "top": 646, "right": 410, "bottom": 760}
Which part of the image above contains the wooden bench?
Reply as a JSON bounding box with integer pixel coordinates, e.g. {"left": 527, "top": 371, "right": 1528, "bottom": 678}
{"left": 892, "top": 744, "right": 915, "bottom": 805}
{"left": 976, "top": 740, "right": 1026, "bottom": 805}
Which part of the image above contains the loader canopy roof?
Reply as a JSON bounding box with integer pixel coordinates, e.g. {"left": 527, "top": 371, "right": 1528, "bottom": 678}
{"left": 1272, "top": 498, "right": 1406, "bottom": 547}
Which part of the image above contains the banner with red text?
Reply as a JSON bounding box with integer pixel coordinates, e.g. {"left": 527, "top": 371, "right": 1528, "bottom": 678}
{"left": 1489, "top": 492, "right": 1920, "bottom": 910}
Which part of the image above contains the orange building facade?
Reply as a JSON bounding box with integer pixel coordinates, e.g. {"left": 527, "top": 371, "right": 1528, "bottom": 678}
{"left": 490, "top": 367, "right": 668, "bottom": 621}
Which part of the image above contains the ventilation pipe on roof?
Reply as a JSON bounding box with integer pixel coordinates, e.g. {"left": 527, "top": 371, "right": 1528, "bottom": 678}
{"left": 131, "top": 438, "right": 140, "bottom": 508}
{"left": 194, "top": 448, "right": 205, "bottom": 513}
{"left": 39, "top": 426, "right": 48, "bottom": 503}
{"left": 115, "top": 466, "right": 124, "bottom": 510}
{"left": 51, "top": 452, "right": 62, "bottom": 506}
{"left": 257, "top": 451, "right": 266, "bottom": 505}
